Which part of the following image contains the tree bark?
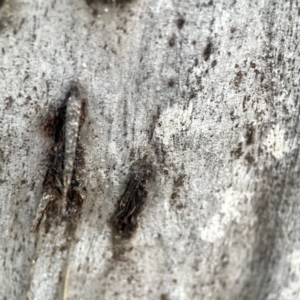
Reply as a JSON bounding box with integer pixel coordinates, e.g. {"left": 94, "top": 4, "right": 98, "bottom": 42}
{"left": 1, "top": 0, "right": 300, "bottom": 299}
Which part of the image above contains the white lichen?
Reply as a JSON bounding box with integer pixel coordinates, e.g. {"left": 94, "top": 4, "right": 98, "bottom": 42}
{"left": 264, "top": 125, "right": 288, "bottom": 159}
{"left": 154, "top": 102, "right": 193, "bottom": 145}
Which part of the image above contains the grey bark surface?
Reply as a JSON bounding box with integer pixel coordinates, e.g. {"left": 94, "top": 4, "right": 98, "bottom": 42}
{"left": 1, "top": 0, "right": 300, "bottom": 299}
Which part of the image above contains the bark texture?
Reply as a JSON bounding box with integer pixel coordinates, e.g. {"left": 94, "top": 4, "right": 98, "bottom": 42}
{"left": 1, "top": 0, "right": 300, "bottom": 299}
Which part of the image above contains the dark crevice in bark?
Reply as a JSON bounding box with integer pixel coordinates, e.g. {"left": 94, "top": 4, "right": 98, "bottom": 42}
{"left": 32, "top": 84, "right": 87, "bottom": 237}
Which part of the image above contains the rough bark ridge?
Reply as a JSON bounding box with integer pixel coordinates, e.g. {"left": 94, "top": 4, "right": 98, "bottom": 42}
{"left": 1, "top": 0, "right": 300, "bottom": 299}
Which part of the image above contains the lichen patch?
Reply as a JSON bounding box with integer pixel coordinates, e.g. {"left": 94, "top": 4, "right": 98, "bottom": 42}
{"left": 264, "top": 125, "right": 288, "bottom": 159}
{"left": 154, "top": 102, "right": 193, "bottom": 145}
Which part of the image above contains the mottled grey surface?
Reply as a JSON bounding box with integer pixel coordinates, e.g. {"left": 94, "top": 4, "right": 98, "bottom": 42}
{"left": 1, "top": 0, "right": 300, "bottom": 299}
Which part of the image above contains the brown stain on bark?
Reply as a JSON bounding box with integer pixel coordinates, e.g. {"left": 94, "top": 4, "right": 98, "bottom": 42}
{"left": 234, "top": 70, "right": 243, "bottom": 88}
{"left": 176, "top": 18, "right": 185, "bottom": 30}
{"left": 110, "top": 166, "right": 152, "bottom": 239}
{"left": 110, "top": 166, "right": 152, "bottom": 259}
{"left": 203, "top": 41, "right": 213, "bottom": 61}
